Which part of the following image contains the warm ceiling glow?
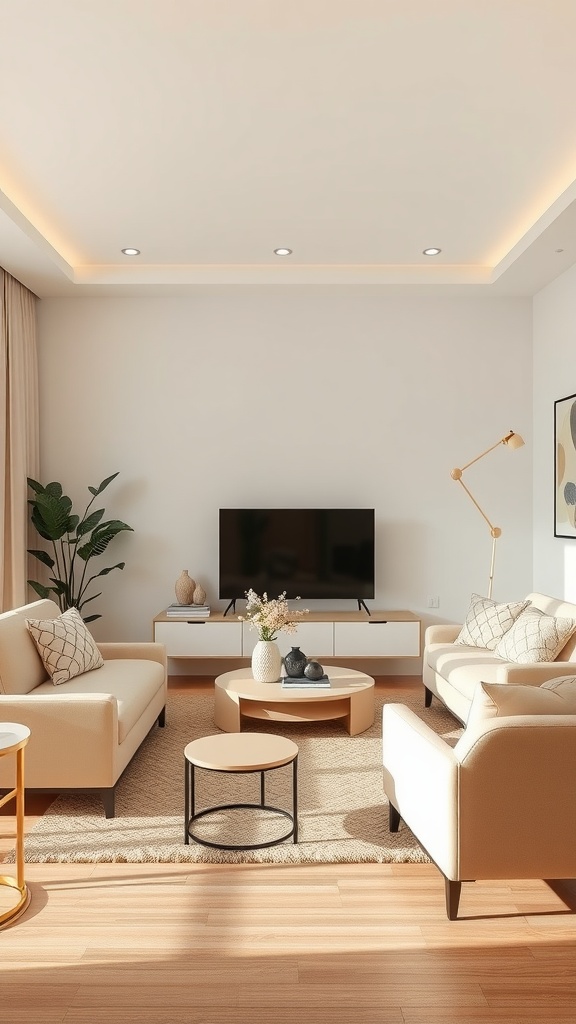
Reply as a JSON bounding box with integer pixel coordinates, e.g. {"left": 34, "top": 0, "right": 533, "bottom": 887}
{"left": 423, "top": 247, "right": 442, "bottom": 256}
{"left": 274, "top": 248, "right": 292, "bottom": 256}
{"left": 121, "top": 247, "right": 141, "bottom": 256}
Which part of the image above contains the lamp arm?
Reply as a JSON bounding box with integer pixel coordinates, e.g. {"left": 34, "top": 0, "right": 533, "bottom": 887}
{"left": 455, "top": 477, "right": 500, "bottom": 536}
{"left": 457, "top": 438, "right": 504, "bottom": 474}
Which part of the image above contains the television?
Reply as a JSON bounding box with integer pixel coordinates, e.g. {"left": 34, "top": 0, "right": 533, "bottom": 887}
{"left": 219, "top": 508, "right": 375, "bottom": 602}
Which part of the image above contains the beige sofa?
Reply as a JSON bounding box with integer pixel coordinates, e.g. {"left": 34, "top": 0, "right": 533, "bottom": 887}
{"left": 0, "top": 599, "right": 167, "bottom": 816}
{"left": 423, "top": 592, "right": 576, "bottom": 723}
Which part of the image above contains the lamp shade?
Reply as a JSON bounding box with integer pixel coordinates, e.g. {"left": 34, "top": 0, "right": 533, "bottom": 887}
{"left": 503, "top": 431, "right": 524, "bottom": 450}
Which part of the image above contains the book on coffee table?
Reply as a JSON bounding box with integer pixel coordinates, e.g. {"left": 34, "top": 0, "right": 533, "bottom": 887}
{"left": 281, "top": 675, "right": 330, "bottom": 688}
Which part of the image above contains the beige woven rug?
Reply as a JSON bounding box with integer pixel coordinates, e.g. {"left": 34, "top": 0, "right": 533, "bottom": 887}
{"left": 18, "top": 690, "right": 460, "bottom": 865}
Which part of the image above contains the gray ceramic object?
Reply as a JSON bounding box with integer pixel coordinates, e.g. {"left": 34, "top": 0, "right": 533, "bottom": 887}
{"left": 304, "top": 659, "right": 325, "bottom": 680}
{"left": 283, "top": 646, "right": 307, "bottom": 678}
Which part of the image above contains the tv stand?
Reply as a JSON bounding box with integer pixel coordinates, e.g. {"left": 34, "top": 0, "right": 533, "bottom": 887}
{"left": 223, "top": 599, "right": 237, "bottom": 617}
{"left": 357, "top": 599, "right": 371, "bottom": 616}
{"left": 153, "top": 608, "right": 421, "bottom": 663}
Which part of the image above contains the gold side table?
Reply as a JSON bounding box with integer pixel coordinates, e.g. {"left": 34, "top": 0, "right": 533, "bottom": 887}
{"left": 0, "top": 723, "right": 31, "bottom": 928}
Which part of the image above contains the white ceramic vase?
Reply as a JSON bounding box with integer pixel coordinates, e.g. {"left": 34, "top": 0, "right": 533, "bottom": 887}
{"left": 251, "top": 640, "right": 282, "bottom": 683}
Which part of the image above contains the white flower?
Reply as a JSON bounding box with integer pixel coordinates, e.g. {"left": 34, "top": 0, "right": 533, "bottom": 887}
{"left": 238, "top": 589, "right": 308, "bottom": 641}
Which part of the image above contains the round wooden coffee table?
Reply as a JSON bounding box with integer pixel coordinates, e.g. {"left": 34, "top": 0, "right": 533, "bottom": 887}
{"left": 214, "top": 666, "right": 375, "bottom": 736}
{"left": 184, "top": 732, "right": 298, "bottom": 850}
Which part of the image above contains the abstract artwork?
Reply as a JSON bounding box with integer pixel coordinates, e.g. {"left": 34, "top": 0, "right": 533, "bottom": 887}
{"left": 554, "top": 392, "right": 576, "bottom": 537}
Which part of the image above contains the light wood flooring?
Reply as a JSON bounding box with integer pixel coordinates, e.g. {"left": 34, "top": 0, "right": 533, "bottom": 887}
{"left": 1, "top": 676, "right": 576, "bottom": 1024}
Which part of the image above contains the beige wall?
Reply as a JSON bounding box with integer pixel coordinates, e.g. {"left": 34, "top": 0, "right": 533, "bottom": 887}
{"left": 533, "top": 263, "right": 576, "bottom": 600}
{"left": 36, "top": 288, "right": 533, "bottom": 666}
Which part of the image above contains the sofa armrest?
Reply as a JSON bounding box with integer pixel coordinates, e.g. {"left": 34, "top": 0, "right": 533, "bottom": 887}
{"left": 494, "top": 662, "right": 575, "bottom": 685}
{"left": 97, "top": 641, "right": 167, "bottom": 673}
{"left": 0, "top": 693, "right": 118, "bottom": 784}
{"left": 382, "top": 704, "right": 459, "bottom": 878}
{"left": 425, "top": 624, "right": 461, "bottom": 645}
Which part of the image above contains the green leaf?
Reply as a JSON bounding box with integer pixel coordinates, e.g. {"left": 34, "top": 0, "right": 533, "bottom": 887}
{"left": 68, "top": 515, "right": 80, "bottom": 533}
{"left": 45, "top": 481, "right": 63, "bottom": 498}
{"left": 31, "top": 492, "right": 73, "bottom": 540}
{"left": 27, "top": 477, "right": 44, "bottom": 495}
{"left": 83, "top": 614, "right": 101, "bottom": 623}
{"left": 80, "top": 592, "right": 102, "bottom": 606}
{"left": 77, "top": 521, "right": 133, "bottom": 560}
{"left": 27, "top": 580, "right": 53, "bottom": 599}
{"left": 48, "top": 578, "right": 68, "bottom": 595}
{"left": 27, "top": 549, "right": 55, "bottom": 569}
{"left": 76, "top": 508, "right": 105, "bottom": 537}
{"left": 91, "top": 562, "right": 125, "bottom": 578}
{"left": 88, "top": 472, "right": 119, "bottom": 497}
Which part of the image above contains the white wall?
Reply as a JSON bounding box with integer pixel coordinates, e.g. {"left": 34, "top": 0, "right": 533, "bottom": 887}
{"left": 36, "top": 288, "right": 533, "bottom": 666}
{"left": 533, "top": 264, "right": 576, "bottom": 600}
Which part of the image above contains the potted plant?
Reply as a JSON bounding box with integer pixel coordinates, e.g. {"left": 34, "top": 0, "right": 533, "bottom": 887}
{"left": 27, "top": 472, "right": 133, "bottom": 622}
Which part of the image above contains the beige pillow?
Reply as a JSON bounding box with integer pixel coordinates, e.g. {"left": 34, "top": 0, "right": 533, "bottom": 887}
{"left": 493, "top": 607, "right": 576, "bottom": 664}
{"left": 454, "top": 593, "right": 529, "bottom": 650}
{"left": 467, "top": 678, "right": 576, "bottom": 728}
{"left": 26, "top": 607, "right": 104, "bottom": 686}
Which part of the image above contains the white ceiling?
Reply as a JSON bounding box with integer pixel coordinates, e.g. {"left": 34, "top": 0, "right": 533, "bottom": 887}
{"left": 2, "top": 0, "right": 576, "bottom": 297}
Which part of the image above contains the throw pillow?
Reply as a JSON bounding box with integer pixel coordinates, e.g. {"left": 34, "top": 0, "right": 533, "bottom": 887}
{"left": 493, "top": 607, "right": 576, "bottom": 664}
{"left": 454, "top": 593, "right": 529, "bottom": 650}
{"left": 25, "top": 607, "right": 104, "bottom": 686}
{"left": 467, "top": 678, "right": 576, "bottom": 728}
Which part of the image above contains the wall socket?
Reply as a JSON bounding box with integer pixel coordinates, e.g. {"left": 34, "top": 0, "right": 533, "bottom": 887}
{"left": 427, "top": 596, "right": 440, "bottom": 608}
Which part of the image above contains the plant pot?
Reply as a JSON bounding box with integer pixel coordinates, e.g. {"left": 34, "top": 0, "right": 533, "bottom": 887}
{"left": 251, "top": 640, "right": 282, "bottom": 683}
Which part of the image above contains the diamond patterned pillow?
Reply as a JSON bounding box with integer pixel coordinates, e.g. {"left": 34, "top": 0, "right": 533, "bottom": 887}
{"left": 454, "top": 593, "right": 530, "bottom": 650}
{"left": 494, "top": 607, "right": 576, "bottom": 664}
{"left": 26, "top": 607, "right": 104, "bottom": 685}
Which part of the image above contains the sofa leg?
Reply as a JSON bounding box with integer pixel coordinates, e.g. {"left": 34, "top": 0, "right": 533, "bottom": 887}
{"left": 445, "top": 877, "right": 462, "bottom": 920}
{"left": 157, "top": 706, "right": 166, "bottom": 727}
{"left": 424, "top": 686, "right": 433, "bottom": 708}
{"left": 101, "top": 788, "right": 115, "bottom": 818}
{"left": 388, "top": 802, "right": 401, "bottom": 833}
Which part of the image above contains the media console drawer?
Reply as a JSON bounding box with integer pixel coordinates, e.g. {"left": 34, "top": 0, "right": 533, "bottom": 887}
{"left": 333, "top": 620, "right": 421, "bottom": 658}
{"left": 154, "top": 620, "right": 243, "bottom": 657}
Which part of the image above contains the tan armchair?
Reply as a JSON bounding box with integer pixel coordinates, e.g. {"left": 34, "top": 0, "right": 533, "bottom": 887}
{"left": 382, "top": 702, "right": 576, "bottom": 918}
{"left": 0, "top": 600, "right": 167, "bottom": 817}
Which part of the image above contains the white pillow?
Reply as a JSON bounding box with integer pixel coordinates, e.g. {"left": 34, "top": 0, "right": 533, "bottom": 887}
{"left": 26, "top": 607, "right": 104, "bottom": 686}
{"left": 467, "top": 677, "right": 576, "bottom": 728}
{"left": 493, "top": 607, "right": 576, "bottom": 664}
{"left": 454, "top": 593, "right": 529, "bottom": 650}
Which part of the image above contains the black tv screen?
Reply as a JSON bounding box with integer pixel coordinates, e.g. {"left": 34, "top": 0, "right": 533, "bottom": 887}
{"left": 219, "top": 508, "right": 375, "bottom": 600}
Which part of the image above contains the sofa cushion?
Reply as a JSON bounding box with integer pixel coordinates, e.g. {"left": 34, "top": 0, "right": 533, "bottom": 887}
{"left": 454, "top": 593, "right": 529, "bottom": 650}
{"left": 26, "top": 607, "right": 104, "bottom": 685}
{"left": 467, "top": 678, "right": 576, "bottom": 727}
{"left": 426, "top": 643, "right": 506, "bottom": 700}
{"left": 32, "top": 659, "right": 165, "bottom": 743}
{"left": 494, "top": 607, "right": 576, "bottom": 664}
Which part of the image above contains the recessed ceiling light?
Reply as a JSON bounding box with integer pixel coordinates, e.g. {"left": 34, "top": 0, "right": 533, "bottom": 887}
{"left": 274, "top": 248, "right": 292, "bottom": 256}
{"left": 121, "top": 247, "right": 140, "bottom": 256}
{"left": 423, "top": 247, "right": 441, "bottom": 256}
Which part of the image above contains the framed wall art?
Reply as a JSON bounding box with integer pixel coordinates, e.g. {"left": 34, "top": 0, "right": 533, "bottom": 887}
{"left": 554, "top": 392, "right": 576, "bottom": 537}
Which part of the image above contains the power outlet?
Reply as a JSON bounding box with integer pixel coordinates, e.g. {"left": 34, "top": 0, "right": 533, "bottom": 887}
{"left": 427, "top": 596, "right": 440, "bottom": 608}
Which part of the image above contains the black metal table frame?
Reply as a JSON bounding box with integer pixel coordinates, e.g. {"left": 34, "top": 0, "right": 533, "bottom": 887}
{"left": 184, "top": 755, "right": 298, "bottom": 850}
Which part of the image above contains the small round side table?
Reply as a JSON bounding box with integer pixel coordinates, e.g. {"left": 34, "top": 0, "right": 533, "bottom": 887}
{"left": 0, "top": 723, "right": 31, "bottom": 928}
{"left": 184, "top": 732, "right": 298, "bottom": 851}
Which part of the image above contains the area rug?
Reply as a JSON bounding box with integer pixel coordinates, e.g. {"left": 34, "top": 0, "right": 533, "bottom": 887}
{"left": 16, "top": 690, "right": 461, "bottom": 865}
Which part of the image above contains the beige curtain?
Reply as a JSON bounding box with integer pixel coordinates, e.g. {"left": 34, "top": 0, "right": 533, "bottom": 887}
{"left": 0, "top": 268, "right": 39, "bottom": 611}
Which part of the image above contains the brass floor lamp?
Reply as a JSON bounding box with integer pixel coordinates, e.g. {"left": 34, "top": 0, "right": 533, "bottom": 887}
{"left": 451, "top": 430, "right": 525, "bottom": 599}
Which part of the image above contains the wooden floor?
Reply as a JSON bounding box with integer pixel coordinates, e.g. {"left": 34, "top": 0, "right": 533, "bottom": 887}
{"left": 1, "top": 676, "right": 576, "bottom": 1024}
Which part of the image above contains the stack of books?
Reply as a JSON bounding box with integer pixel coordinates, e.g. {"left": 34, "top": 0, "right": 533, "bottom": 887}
{"left": 281, "top": 674, "right": 330, "bottom": 689}
{"left": 165, "top": 603, "right": 211, "bottom": 618}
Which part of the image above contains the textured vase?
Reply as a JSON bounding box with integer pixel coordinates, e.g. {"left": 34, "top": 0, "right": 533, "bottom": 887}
{"left": 193, "top": 583, "right": 206, "bottom": 605}
{"left": 175, "top": 570, "right": 195, "bottom": 605}
{"left": 251, "top": 640, "right": 282, "bottom": 683}
{"left": 283, "top": 646, "right": 307, "bottom": 678}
